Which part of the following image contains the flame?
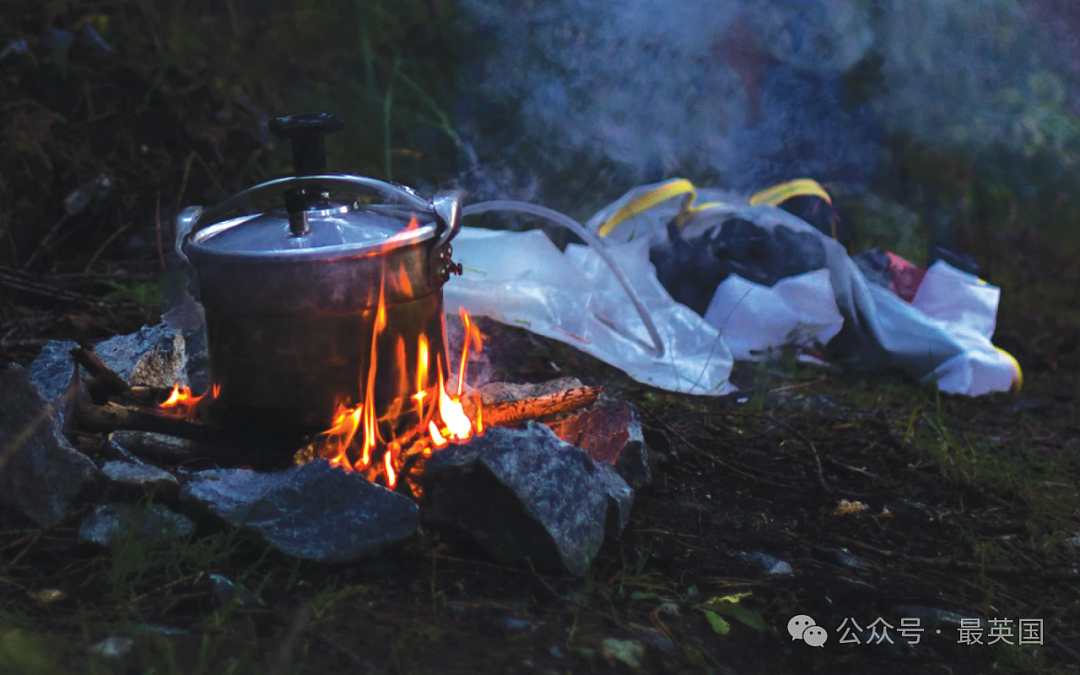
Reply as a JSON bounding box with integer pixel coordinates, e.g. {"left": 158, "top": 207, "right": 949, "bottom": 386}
{"left": 159, "top": 383, "right": 219, "bottom": 418}
{"left": 384, "top": 447, "right": 397, "bottom": 488}
{"left": 294, "top": 287, "right": 486, "bottom": 487}
{"left": 428, "top": 421, "right": 447, "bottom": 448}
{"left": 321, "top": 403, "right": 363, "bottom": 470}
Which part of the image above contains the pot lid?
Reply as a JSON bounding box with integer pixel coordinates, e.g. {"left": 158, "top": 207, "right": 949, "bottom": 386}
{"left": 189, "top": 201, "right": 438, "bottom": 260}
{"left": 182, "top": 112, "right": 456, "bottom": 263}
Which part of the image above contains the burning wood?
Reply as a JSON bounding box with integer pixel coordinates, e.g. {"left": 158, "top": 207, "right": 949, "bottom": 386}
{"left": 461, "top": 384, "right": 602, "bottom": 427}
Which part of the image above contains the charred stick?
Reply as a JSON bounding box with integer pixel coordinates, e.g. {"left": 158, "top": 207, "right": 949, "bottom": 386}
{"left": 70, "top": 347, "right": 130, "bottom": 396}
{"left": 74, "top": 402, "right": 288, "bottom": 452}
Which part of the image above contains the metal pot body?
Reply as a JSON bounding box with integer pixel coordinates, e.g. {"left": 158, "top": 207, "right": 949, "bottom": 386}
{"left": 178, "top": 173, "right": 463, "bottom": 435}
{"left": 190, "top": 241, "right": 448, "bottom": 432}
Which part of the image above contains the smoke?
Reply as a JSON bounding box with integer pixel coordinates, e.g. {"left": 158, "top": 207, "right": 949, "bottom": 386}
{"left": 452, "top": 0, "right": 1080, "bottom": 213}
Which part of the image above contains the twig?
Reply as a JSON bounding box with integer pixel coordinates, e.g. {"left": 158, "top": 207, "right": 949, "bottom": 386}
{"left": 0, "top": 266, "right": 123, "bottom": 306}
{"left": 2, "top": 532, "right": 42, "bottom": 571}
{"left": 154, "top": 192, "right": 165, "bottom": 271}
{"left": 778, "top": 420, "right": 831, "bottom": 494}
{"left": 84, "top": 221, "right": 132, "bottom": 274}
{"left": 136, "top": 0, "right": 164, "bottom": 56}
{"left": 126, "top": 572, "right": 202, "bottom": 607}
{"left": 833, "top": 535, "right": 1080, "bottom": 579}
{"left": 305, "top": 631, "right": 376, "bottom": 674}
{"left": 268, "top": 604, "right": 311, "bottom": 675}
{"left": 21, "top": 214, "right": 69, "bottom": 270}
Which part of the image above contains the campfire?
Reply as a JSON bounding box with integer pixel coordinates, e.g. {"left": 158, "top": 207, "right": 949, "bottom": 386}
{"left": 152, "top": 306, "right": 487, "bottom": 491}
{"left": 68, "top": 309, "right": 610, "bottom": 497}
{"left": 20, "top": 306, "right": 640, "bottom": 576}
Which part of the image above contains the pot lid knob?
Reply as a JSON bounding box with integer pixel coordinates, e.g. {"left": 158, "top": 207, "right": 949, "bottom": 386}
{"left": 268, "top": 112, "right": 344, "bottom": 176}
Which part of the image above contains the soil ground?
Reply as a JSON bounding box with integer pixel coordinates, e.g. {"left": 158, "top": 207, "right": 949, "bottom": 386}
{"left": 2, "top": 3, "right": 1080, "bottom": 674}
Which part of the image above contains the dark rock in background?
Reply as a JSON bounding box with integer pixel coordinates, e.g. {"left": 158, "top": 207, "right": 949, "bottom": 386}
{"left": 546, "top": 399, "right": 651, "bottom": 490}
{"left": 180, "top": 460, "right": 420, "bottom": 563}
{"left": 78, "top": 503, "right": 195, "bottom": 548}
{"left": 94, "top": 323, "right": 187, "bottom": 389}
{"left": 0, "top": 364, "right": 98, "bottom": 526}
{"left": 423, "top": 422, "right": 633, "bottom": 576}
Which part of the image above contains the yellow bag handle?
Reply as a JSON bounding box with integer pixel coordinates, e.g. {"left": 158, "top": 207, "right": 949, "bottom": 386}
{"left": 748, "top": 178, "right": 833, "bottom": 206}
{"left": 598, "top": 177, "right": 835, "bottom": 238}
{"left": 596, "top": 178, "right": 726, "bottom": 237}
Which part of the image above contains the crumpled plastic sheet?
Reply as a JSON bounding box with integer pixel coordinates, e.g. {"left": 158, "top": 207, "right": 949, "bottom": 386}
{"left": 443, "top": 228, "right": 735, "bottom": 395}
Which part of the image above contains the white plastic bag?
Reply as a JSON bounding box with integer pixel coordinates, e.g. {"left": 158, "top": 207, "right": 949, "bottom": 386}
{"left": 443, "top": 227, "right": 735, "bottom": 395}
{"left": 703, "top": 269, "right": 844, "bottom": 360}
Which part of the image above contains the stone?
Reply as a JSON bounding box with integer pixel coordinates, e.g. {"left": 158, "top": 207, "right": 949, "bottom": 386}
{"left": 737, "top": 551, "right": 794, "bottom": 577}
{"left": 422, "top": 422, "right": 633, "bottom": 576}
{"left": 90, "top": 636, "right": 134, "bottom": 660}
{"left": 94, "top": 323, "right": 187, "bottom": 389}
{"left": 601, "top": 638, "right": 645, "bottom": 670}
{"left": 26, "top": 340, "right": 81, "bottom": 404}
{"left": 209, "top": 573, "right": 260, "bottom": 607}
{"left": 180, "top": 459, "right": 419, "bottom": 563}
{"left": 102, "top": 461, "right": 179, "bottom": 499}
{"left": 0, "top": 364, "right": 98, "bottom": 526}
{"left": 163, "top": 298, "right": 211, "bottom": 392}
{"left": 545, "top": 399, "right": 652, "bottom": 489}
{"left": 78, "top": 503, "right": 195, "bottom": 548}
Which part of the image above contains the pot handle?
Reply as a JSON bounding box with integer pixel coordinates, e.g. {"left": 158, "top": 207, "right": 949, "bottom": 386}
{"left": 431, "top": 190, "right": 463, "bottom": 251}
{"left": 181, "top": 174, "right": 436, "bottom": 251}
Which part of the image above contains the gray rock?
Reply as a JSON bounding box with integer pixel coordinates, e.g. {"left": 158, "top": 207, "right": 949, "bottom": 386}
{"left": 95, "top": 323, "right": 187, "bottom": 389}
{"left": 0, "top": 364, "right": 98, "bottom": 525}
{"left": 601, "top": 638, "right": 645, "bottom": 670}
{"left": 163, "top": 298, "right": 210, "bottom": 392}
{"left": 209, "top": 573, "right": 260, "bottom": 607}
{"left": 180, "top": 460, "right": 419, "bottom": 563}
{"left": 27, "top": 340, "right": 81, "bottom": 404}
{"left": 738, "top": 551, "right": 794, "bottom": 577}
{"left": 78, "top": 503, "right": 195, "bottom": 548}
{"left": 423, "top": 422, "right": 633, "bottom": 576}
{"left": 102, "top": 461, "right": 179, "bottom": 498}
{"left": 90, "top": 636, "right": 134, "bottom": 660}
